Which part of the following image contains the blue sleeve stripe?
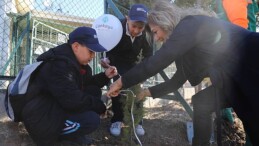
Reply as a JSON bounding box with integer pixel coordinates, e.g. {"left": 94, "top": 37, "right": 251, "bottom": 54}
{"left": 61, "top": 120, "right": 81, "bottom": 135}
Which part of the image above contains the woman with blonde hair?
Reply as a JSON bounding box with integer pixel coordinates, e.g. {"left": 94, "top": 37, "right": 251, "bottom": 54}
{"left": 107, "top": 1, "right": 259, "bottom": 146}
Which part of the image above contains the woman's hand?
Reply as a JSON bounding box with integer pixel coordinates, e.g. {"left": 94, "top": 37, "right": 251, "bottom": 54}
{"left": 106, "top": 78, "right": 123, "bottom": 98}
{"left": 136, "top": 88, "right": 151, "bottom": 101}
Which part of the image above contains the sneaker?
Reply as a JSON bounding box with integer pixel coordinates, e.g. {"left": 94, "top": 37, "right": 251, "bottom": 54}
{"left": 135, "top": 124, "right": 145, "bottom": 136}
{"left": 110, "top": 122, "right": 122, "bottom": 136}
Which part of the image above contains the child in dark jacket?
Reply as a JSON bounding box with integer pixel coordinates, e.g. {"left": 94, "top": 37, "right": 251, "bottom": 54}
{"left": 16, "top": 27, "right": 117, "bottom": 145}
{"left": 101, "top": 4, "right": 153, "bottom": 137}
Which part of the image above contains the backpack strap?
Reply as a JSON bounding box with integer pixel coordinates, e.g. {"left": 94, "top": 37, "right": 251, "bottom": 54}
{"left": 5, "top": 84, "right": 14, "bottom": 120}
{"left": 9, "top": 61, "right": 43, "bottom": 95}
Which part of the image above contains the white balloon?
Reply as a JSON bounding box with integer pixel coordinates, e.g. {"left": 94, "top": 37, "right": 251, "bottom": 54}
{"left": 92, "top": 14, "right": 123, "bottom": 51}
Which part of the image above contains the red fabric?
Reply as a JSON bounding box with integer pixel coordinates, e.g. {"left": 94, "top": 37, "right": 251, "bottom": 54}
{"left": 80, "top": 69, "right": 86, "bottom": 75}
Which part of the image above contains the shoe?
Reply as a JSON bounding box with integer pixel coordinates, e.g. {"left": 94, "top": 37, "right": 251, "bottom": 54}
{"left": 110, "top": 121, "right": 122, "bottom": 136}
{"left": 135, "top": 124, "right": 145, "bottom": 136}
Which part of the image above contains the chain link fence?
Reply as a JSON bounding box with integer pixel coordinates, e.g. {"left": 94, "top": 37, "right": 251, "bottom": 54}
{"left": 0, "top": 0, "right": 107, "bottom": 90}
{"left": 0, "top": 0, "right": 177, "bottom": 91}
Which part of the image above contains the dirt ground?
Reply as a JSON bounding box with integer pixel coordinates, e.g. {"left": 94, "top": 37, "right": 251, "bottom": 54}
{"left": 0, "top": 92, "right": 246, "bottom": 146}
{"left": 87, "top": 101, "right": 192, "bottom": 146}
{"left": 0, "top": 92, "right": 193, "bottom": 146}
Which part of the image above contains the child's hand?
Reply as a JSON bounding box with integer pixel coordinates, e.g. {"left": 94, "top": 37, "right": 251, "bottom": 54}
{"left": 105, "top": 66, "right": 118, "bottom": 78}
{"left": 100, "top": 57, "right": 110, "bottom": 68}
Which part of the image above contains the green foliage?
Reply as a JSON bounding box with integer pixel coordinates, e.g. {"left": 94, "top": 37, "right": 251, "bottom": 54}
{"left": 120, "top": 84, "right": 146, "bottom": 145}
{"left": 174, "top": 0, "right": 214, "bottom": 8}
{"left": 136, "top": 0, "right": 214, "bottom": 9}
{"left": 116, "top": 0, "right": 131, "bottom": 9}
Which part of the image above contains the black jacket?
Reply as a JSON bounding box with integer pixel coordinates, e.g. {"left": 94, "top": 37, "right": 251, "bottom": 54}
{"left": 20, "top": 43, "right": 109, "bottom": 144}
{"left": 120, "top": 15, "right": 257, "bottom": 98}
{"left": 106, "top": 19, "right": 153, "bottom": 70}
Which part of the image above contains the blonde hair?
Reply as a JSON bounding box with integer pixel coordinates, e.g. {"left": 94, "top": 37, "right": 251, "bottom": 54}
{"left": 148, "top": 0, "right": 216, "bottom": 36}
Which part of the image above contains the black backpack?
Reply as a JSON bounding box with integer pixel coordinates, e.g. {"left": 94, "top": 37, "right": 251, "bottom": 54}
{"left": 5, "top": 61, "right": 44, "bottom": 122}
